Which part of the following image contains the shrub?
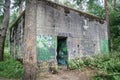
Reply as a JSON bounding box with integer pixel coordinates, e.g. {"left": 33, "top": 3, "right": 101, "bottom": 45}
{"left": 68, "top": 52, "right": 120, "bottom": 80}
{"left": 92, "top": 52, "right": 120, "bottom": 80}
{"left": 0, "top": 58, "right": 23, "bottom": 79}
{"left": 68, "top": 58, "right": 84, "bottom": 70}
{"left": 0, "top": 47, "right": 23, "bottom": 79}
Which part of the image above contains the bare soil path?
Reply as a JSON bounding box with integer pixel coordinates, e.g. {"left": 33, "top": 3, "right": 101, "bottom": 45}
{"left": 0, "top": 68, "right": 96, "bottom": 80}
{"left": 37, "top": 68, "right": 96, "bottom": 80}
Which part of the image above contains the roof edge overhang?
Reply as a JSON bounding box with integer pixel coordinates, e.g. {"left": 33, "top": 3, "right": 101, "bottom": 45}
{"left": 10, "top": 10, "right": 25, "bottom": 30}
{"left": 10, "top": 0, "right": 106, "bottom": 29}
{"left": 39, "top": 0, "right": 105, "bottom": 24}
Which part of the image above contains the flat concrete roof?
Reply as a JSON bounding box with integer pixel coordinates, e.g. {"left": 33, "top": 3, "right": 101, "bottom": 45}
{"left": 41, "top": 0, "right": 105, "bottom": 24}
{"left": 10, "top": 0, "right": 105, "bottom": 29}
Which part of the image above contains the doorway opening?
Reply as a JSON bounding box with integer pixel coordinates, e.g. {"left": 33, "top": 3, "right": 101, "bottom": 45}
{"left": 57, "top": 36, "right": 68, "bottom": 65}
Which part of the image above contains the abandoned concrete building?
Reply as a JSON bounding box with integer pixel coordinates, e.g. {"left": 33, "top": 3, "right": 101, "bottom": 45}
{"left": 10, "top": 0, "right": 108, "bottom": 70}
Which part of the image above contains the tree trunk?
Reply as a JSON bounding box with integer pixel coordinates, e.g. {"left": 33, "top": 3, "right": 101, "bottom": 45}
{"left": 23, "top": 0, "right": 37, "bottom": 80}
{"left": 113, "top": 0, "right": 116, "bottom": 10}
{"left": 104, "top": 0, "right": 110, "bottom": 51}
{"left": 0, "top": 0, "right": 10, "bottom": 61}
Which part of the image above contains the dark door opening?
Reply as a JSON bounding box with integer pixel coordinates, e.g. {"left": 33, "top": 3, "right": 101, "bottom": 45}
{"left": 57, "top": 36, "right": 68, "bottom": 65}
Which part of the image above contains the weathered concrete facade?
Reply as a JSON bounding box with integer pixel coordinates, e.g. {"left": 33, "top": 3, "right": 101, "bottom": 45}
{"left": 10, "top": 0, "right": 108, "bottom": 71}
{"left": 10, "top": 12, "right": 25, "bottom": 59}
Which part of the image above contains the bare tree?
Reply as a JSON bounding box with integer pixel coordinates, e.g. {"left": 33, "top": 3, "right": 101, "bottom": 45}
{"left": 23, "top": 0, "right": 37, "bottom": 79}
{"left": 0, "top": 0, "right": 10, "bottom": 61}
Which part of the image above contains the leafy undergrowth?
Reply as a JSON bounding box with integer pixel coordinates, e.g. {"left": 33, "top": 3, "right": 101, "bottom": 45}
{"left": 0, "top": 47, "right": 23, "bottom": 79}
{"left": 68, "top": 52, "right": 120, "bottom": 80}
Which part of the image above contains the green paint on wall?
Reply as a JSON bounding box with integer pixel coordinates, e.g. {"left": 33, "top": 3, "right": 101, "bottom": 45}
{"left": 100, "top": 40, "right": 109, "bottom": 53}
{"left": 36, "top": 35, "right": 57, "bottom": 61}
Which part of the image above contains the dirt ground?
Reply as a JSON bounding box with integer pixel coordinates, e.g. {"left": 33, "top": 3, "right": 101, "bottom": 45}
{"left": 37, "top": 68, "right": 96, "bottom": 80}
{"left": 0, "top": 68, "right": 95, "bottom": 80}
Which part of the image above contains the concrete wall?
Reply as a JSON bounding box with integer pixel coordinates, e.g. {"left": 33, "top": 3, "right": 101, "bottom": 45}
{"left": 9, "top": 0, "right": 108, "bottom": 71}
{"left": 10, "top": 13, "right": 25, "bottom": 59}
{"left": 36, "top": 0, "right": 108, "bottom": 64}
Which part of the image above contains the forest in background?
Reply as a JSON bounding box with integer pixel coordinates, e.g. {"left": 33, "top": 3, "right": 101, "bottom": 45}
{"left": 0, "top": 0, "right": 120, "bottom": 80}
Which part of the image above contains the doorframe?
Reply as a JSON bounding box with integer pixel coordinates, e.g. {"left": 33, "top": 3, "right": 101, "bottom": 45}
{"left": 56, "top": 36, "right": 68, "bottom": 66}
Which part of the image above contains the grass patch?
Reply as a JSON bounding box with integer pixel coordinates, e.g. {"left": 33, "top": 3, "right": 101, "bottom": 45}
{"left": 0, "top": 47, "right": 23, "bottom": 79}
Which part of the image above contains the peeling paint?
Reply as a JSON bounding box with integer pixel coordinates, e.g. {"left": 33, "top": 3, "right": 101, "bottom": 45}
{"left": 100, "top": 40, "right": 109, "bottom": 53}
{"left": 36, "top": 35, "right": 57, "bottom": 61}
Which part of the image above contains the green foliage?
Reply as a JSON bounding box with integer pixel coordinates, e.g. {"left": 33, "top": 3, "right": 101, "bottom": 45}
{"left": 110, "top": 10, "right": 120, "bottom": 51}
{"left": 0, "top": 47, "right": 23, "bottom": 79}
{"left": 9, "top": 12, "right": 18, "bottom": 27}
{"left": 12, "top": 0, "right": 25, "bottom": 12}
{"left": 87, "top": 0, "right": 105, "bottom": 18}
{"left": 68, "top": 58, "right": 84, "bottom": 70}
{"left": 0, "top": 59, "right": 23, "bottom": 79}
{"left": 82, "top": 56, "right": 95, "bottom": 68}
{"left": 63, "top": 0, "right": 77, "bottom": 9}
{"left": 68, "top": 52, "right": 120, "bottom": 80}
{"left": 91, "top": 52, "right": 120, "bottom": 80}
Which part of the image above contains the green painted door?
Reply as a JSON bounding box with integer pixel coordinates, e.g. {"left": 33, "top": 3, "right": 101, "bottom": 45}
{"left": 57, "top": 37, "right": 68, "bottom": 65}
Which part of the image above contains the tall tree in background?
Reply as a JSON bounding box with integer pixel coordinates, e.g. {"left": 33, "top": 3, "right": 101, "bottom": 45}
{"left": 74, "top": 0, "right": 83, "bottom": 10}
{"left": 109, "top": 0, "right": 120, "bottom": 51}
{"left": 113, "top": 0, "right": 116, "bottom": 10}
{"left": 0, "top": 0, "right": 10, "bottom": 61}
{"left": 0, "top": 0, "right": 4, "bottom": 24}
{"left": 23, "top": 0, "right": 37, "bottom": 79}
{"left": 104, "top": 0, "right": 110, "bottom": 51}
{"left": 13, "top": 0, "right": 25, "bottom": 14}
